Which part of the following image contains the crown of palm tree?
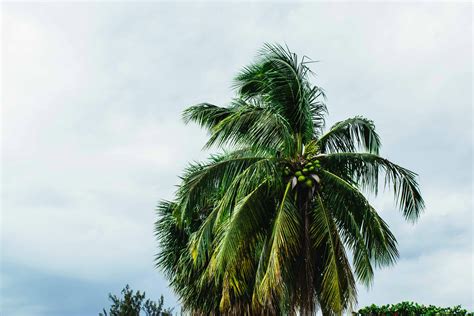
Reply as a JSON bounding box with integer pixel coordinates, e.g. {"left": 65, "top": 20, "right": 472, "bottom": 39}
{"left": 155, "top": 44, "right": 424, "bottom": 316}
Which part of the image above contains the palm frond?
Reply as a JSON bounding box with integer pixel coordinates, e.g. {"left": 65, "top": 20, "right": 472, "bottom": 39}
{"left": 204, "top": 99, "right": 295, "bottom": 155}
{"left": 317, "top": 116, "right": 381, "bottom": 154}
{"left": 155, "top": 200, "right": 224, "bottom": 313}
{"left": 176, "top": 150, "right": 272, "bottom": 225}
{"left": 154, "top": 200, "right": 185, "bottom": 278}
{"left": 256, "top": 182, "right": 301, "bottom": 307}
{"left": 320, "top": 152, "right": 424, "bottom": 220}
{"left": 233, "top": 43, "right": 326, "bottom": 142}
{"left": 319, "top": 170, "right": 399, "bottom": 285}
{"left": 212, "top": 157, "right": 281, "bottom": 228}
{"left": 312, "top": 193, "right": 357, "bottom": 314}
{"left": 189, "top": 206, "right": 219, "bottom": 267}
{"left": 214, "top": 180, "right": 272, "bottom": 272}
{"left": 183, "top": 103, "right": 236, "bottom": 131}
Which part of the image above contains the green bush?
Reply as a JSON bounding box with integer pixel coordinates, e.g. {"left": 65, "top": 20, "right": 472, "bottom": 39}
{"left": 355, "top": 301, "right": 473, "bottom": 316}
{"left": 99, "top": 284, "right": 173, "bottom": 316}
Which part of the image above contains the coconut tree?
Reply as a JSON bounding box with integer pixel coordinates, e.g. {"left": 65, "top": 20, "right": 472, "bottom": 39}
{"left": 155, "top": 44, "right": 424, "bottom": 315}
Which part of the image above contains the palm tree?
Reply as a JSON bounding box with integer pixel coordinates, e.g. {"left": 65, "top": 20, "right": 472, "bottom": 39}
{"left": 155, "top": 44, "right": 424, "bottom": 315}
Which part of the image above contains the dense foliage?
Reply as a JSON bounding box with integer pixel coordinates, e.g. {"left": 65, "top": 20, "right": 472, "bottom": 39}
{"left": 356, "top": 302, "right": 473, "bottom": 315}
{"left": 99, "top": 285, "right": 172, "bottom": 316}
{"left": 155, "top": 44, "right": 424, "bottom": 315}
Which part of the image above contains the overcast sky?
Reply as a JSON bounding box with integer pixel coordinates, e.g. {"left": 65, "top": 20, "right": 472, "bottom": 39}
{"left": 1, "top": 2, "right": 472, "bottom": 315}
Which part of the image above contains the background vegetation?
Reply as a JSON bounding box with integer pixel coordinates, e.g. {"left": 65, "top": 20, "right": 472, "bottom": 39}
{"left": 100, "top": 285, "right": 173, "bottom": 316}
{"left": 356, "top": 302, "right": 473, "bottom": 316}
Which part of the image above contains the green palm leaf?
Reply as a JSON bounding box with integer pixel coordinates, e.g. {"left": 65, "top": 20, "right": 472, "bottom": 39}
{"left": 319, "top": 169, "right": 399, "bottom": 284}
{"left": 320, "top": 152, "right": 424, "bottom": 220}
{"left": 312, "top": 193, "right": 357, "bottom": 314}
{"left": 317, "top": 116, "right": 381, "bottom": 154}
{"left": 257, "top": 182, "right": 301, "bottom": 307}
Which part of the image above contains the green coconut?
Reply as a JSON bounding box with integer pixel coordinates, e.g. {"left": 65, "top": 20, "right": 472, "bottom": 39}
{"left": 297, "top": 175, "right": 306, "bottom": 182}
{"left": 305, "top": 179, "right": 313, "bottom": 187}
{"left": 295, "top": 171, "right": 303, "bottom": 177}
{"left": 302, "top": 168, "right": 309, "bottom": 174}
{"left": 309, "top": 166, "right": 315, "bottom": 171}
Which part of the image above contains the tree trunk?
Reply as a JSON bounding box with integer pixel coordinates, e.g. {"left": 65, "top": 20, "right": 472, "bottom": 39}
{"left": 299, "top": 189, "right": 314, "bottom": 315}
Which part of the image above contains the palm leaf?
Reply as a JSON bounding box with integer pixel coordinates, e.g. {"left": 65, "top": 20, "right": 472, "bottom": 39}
{"left": 214, "top": 180, "right": 272, "bottom": 272}
{"left": 312, "top": 193, "right": 357, "bottom": 314}
{"left": 176, "top": 150, "right": 272, "bottom": 224}
{"left": 233, "top": 43, "right": 326, "bottom": 142}
{"left": 317, "top": 116, "right": 381, "bottom": 154}
{"left": 204, "top": 99, "right": 295, "bottom": 155}
{"left": 256, "top": 181, "right": 301, "bottom": 308}
{"left": 320, "top": 152, "right": 424, "bottom": 220}
{"left": 183, "top": 102, "right": 236, "bottom": 130}
{"left": 319, "top": 169, "right": 399, "bottom": 285}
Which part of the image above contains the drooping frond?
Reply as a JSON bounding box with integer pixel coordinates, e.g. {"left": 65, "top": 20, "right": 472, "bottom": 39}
{"left": 319, "top": 173, "right": 375, "bottom": 286}
{"left": 214, "top": 180, "right": 272, "bottom": 272}
{"left": 312, "top": 193, "right": 357, "bottom": 314}
{"left": 211, "top": 157, "right": 281, "bottom": 228}
{"left": 155, "top": 200, "right": 223, "bottom": 313}
{"left": 256, "top": 182, "right": 301, "bottom": 307}
{"left": 155, "top": 200, "right": 185, "bottom": 278}
{"left": 319, "top": 170, "right": 399, "bottom": 285}
{"left": 176, "top": 150, "right": 273, "bottom": 225}
{"left": 317, "top": 116, "right": 381, "bottom": 154}
{"left": 189, "top": 157, "right": 281, "bottom": 279}
{"left": 320, "top": 152, "right": 424, "bottom": 221}
{"left": 189, "top": 206, "right": 219, "bottom": 267}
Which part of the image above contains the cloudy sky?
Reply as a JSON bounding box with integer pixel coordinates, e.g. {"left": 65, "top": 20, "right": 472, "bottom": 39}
{"left": 1, "top": 1, "right": 472, "bottom": 315}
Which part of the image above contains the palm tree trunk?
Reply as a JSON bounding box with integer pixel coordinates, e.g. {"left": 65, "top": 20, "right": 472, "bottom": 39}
{"left": 299, "top": 189, "right": 314, "bottom": 315}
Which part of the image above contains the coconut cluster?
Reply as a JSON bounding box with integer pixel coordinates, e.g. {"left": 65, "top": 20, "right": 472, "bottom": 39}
{"left": 284, "top": 159, "right": 321, "bottom": 189}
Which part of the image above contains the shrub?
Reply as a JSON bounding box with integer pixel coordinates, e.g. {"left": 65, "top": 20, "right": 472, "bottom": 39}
{"left": 355, "top": 301, "right": 473, "bottom": 316}
{"left": 99, "top": 284, "right": 173, "bottom": 316}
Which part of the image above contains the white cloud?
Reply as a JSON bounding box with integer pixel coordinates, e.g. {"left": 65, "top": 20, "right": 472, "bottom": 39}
{"left": 1, "top": 2, "right": 472, "bottom": 314}
{"left": 359, "top": 248, "right": 473, "bottom": 309}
